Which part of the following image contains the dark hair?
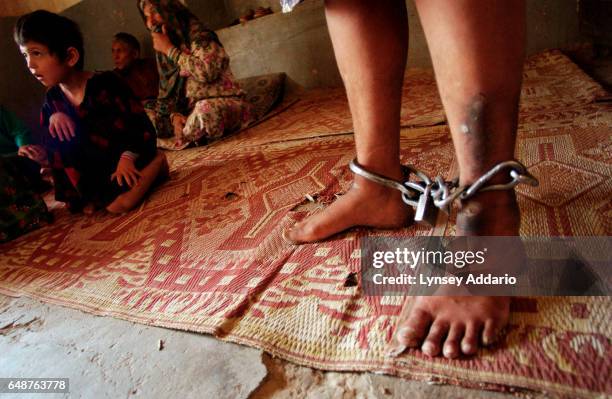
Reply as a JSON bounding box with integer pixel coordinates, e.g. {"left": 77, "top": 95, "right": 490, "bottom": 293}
{"left": 14, "top": 10, "right": 85, "bottom": 70}
{"left": 113, "top": 32, "right": 141, "bottom": 53}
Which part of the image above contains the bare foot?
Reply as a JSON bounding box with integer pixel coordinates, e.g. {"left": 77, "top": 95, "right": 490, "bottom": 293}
{"left": 105, "top": 196, "right": 130, "bottom": 215}
{"left": 106, "top": 151, "right": 168, "bottom": 214}
{"left": 393, "top": 191, "right": 517, "bottom": 358}
{"left": 285, "top": 172, "right": 414, "bottom": 244}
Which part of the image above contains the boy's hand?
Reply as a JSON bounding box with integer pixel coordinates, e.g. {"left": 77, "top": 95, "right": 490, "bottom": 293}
{"left": 49, "top": 112, "right": 76, "bottom": 142}
{"left": 111, "top": 157, "right": 141, "bottom": 188}
{"left": 151, "top": 25, "right": 174, "bottom": 55}
{"left": 18, "top": 144, "right": 48, "bottom": 166}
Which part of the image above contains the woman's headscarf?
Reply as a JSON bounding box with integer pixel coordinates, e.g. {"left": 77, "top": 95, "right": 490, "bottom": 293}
{"left": 137, "top": 0, "right": 220, "bottom": 102}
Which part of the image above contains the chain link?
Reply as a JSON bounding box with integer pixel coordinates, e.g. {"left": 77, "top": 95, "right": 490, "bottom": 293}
{"left": 349, "top": 159, "right": 538, "bottom": 216}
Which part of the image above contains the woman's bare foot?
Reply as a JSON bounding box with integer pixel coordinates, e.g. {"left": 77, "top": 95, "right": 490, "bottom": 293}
{"left": 285, "top": 173, "right": 414, "bottom": 244}
{"left": 392, "top": 191, "right": 518, "bottom": 358}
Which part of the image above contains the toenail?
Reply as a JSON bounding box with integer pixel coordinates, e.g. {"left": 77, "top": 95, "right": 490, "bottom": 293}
{"left": 422, "top": 342, "right": 435, "bottom": 354}
{"left": 398, "top": 326, "right": 415, "bottom": 338}
{"left": 398, "top": 329, "right": 420, "bottom": 348}
{"left": 398, "top": 326, "right": 409, "bottom": 337}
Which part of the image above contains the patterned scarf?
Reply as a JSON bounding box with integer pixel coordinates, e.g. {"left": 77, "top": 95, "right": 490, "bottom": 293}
{"left": 137, "top": 0, "right": 220, "bottom": 102}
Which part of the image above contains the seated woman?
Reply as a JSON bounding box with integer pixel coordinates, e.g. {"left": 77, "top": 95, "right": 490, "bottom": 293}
{"left": 138, "top": 0, "right": 253, "bottom": 150}
{"left": 14, "top": 10, "right": 168, "bottom": 215}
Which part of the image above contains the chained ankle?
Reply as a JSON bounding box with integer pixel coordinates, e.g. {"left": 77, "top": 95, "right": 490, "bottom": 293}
{"left": 349, "top": 158, "right": 536, "bottom": 227}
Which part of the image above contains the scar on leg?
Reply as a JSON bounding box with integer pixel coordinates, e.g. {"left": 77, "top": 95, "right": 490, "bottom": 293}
{"left": 460, "top": 94, "right": 487, "bottom": 136}
{"left": 459, "top": 93, "right": 489, "bottom": 167}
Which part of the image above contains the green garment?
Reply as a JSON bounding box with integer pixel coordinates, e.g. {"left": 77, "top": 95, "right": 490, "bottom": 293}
{"left": 0, "top": 106, "right": 32, "bottom": 156}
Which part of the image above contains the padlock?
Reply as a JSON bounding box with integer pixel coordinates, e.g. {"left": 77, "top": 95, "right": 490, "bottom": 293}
{"left": 414, "top": 185, "right": 439, "bottom": 226}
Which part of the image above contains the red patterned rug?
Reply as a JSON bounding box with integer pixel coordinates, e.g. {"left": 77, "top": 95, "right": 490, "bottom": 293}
{"left": 1, "top": 50, "right": 610, "bottom": 398}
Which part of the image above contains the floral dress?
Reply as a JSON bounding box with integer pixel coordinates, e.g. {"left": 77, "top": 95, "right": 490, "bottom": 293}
{"left": 166, "top": 37, "right": 252, "bottom": 145}
{"left": 139, "top": 0, "right": 253, "bottom": 150}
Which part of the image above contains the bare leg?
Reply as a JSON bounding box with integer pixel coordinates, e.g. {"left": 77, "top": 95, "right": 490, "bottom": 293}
{"left": 106, "top": 151, "right": 169, "bottom": 214}
{"left": 394, "top": 0, "right": 525, "bottom": 358}
{"left": 286, "top": 0, "right": 413, "bottom": 243}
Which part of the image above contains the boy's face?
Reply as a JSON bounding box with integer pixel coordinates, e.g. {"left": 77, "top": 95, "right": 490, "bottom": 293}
{"left": 112, "top": 40, "right": 138, "bottom": 70}
{"left": 19, "top": 41, "right": 71, "bottom": 87}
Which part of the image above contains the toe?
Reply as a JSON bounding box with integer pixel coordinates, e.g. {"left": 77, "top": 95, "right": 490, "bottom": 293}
{"left": 285, "top": 212, "right": 341, "bottom": 244}
{"left": 443, "top": 323, "right": 464, "bottom": 359}
{"left": 482, "top": 318, "right": 501, "bottom": 346}
{"left": 285, "top": 221, "right": 312, "bottom": 244}
{"left": 281, "top": 228, "right": 299, "bottom": 245}
{"left": 397, "top": 308, "right": 432, "bottom": 348}
{"left": 461, "top": 321, "right": 483, "bottom": 355}
{"left": 421, "top": 321, "right": 449, "bottom": 357}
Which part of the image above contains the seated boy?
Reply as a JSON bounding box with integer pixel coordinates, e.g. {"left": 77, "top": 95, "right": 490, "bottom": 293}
{"left": 14, "top": 10, "right": 168, "bottom": 215}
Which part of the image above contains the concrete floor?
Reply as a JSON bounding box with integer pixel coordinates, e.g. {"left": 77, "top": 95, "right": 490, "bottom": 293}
{"left": 0, "top": 294, "right": 547, "bottom": 399}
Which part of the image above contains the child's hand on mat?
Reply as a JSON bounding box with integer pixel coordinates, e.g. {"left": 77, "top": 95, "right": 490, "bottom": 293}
{"left": 151, "top": 25, "right": 173, "bottom": 55}
{"left": 18, "top": 144, "right": 47, "bottom": 166}
{"left": 111, "top": 157, "right": 142, "bottom": 188}
{"left": 49, "top": 112, "right": 76, "bottom": 142}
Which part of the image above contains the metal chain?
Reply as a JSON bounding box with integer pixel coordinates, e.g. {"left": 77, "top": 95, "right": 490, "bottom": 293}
{"left": 349, "top": 158, "right": 538, "bottom": 215}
